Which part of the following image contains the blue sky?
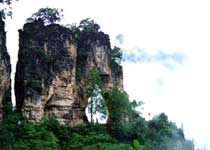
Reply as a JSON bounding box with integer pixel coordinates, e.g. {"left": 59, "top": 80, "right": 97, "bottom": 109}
{"left": 3, "top": 0, "right": 210, "bottom": 149}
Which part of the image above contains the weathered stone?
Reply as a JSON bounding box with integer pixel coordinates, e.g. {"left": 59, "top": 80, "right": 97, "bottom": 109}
{"left": 15, "top": 19, "right": 123, "bottom": 125}
{"left": 0, "top": 18, "right": 11, "bottom": 120}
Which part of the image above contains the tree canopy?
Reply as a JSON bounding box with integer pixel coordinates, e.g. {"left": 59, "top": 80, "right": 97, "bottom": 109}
{"left": 79, "top": 18, "right": 100, "bottom": 33}
{"left": 26, "top": 7, "right": 63, "bottom": 24}
{"left": 110, "top": 46, "right": 123, "bottom": 66}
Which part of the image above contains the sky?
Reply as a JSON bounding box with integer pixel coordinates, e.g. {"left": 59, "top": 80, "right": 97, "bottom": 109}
{"left": 3, "top": 0, "right": 210, "bottom": 149}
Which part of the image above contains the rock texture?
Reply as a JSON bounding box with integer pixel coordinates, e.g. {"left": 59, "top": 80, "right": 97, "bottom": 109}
{"left": 15, "top": 19, "right": 123, "bottom": 125}
{"left": 0, "top": 18, "right": 11, "bottom": 120}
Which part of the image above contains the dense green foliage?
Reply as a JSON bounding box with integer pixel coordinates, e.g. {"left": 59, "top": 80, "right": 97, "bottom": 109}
{"left": 26, "top": 7, "right": 64, "bottom": 24}
{"left": 0, "top": 107, "right": 194, "bottom": 150}
{"left": 0, "top": 112, "right": 58, "bottom": 150}
{"left": 105, "top": 87, "right": 143, "bottom": 141}
{"left": 0, "top": 111, "right": 135, "bottom": 150}
{"left": 0, "top": 89, "right": 194, "bottom": 150}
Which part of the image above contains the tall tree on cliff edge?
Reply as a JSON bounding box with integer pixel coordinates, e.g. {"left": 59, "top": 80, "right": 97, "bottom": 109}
{"left": 85, "top": 67, "right": 107, "bottom": 123}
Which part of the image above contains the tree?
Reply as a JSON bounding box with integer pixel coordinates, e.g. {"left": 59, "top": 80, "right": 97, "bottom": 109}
{"left": 26, "top": 7, "right": 63, "bottom": 24}
{"left": 85, "top": 67, "right": 107, "bottom": 123}
{"left": 105, "top": 87, "right": 131, "bottom": 124}
{"left": 110, "top": 46, "right": 123, "bottom": 66}
{"left": 129, "top": 100, "right": 143, "bottom": 122}
{"left": 79, "top": 18, "right": 100, "bottom": 32}
{"left": 142, "top": 113, "right": 195, "bottom": 150}
{"left": 13, "top": 123, "right": 58, "bottom": 150}
{"left": 105, "top": 87, "right": 131, "bottom": 138}
{"left": 66, "top": 23, "right": 80, "bottom": 40}
{"left": 0, "top": 125, "right": 15, "bottom": 150}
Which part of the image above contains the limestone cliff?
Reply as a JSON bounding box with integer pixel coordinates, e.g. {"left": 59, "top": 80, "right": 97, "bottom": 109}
{"left": 0, "top": 18, "right": 11, "bottom": 120}
{"left": 15, "top": 19, "right": 123, "bottom": 125}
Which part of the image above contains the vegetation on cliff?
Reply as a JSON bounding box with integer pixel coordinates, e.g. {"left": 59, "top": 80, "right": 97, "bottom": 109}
{"left": 26, "top": 7, "right": 64, "bottom": 25}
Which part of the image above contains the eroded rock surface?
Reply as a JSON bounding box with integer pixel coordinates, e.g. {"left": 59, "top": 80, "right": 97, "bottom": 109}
{"left": 15, "top": 19, "right": 123, "bottom": 125}
{"left": 0, "top": 18, "right": 11, "bottom": 120}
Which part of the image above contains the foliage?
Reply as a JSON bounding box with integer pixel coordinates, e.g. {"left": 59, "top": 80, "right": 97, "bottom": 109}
{"left": 39, "top": 118, "right": 68, "bottom": 148}
{"left": 0, "top": 0, "right": 17, "bottom": 19}
{"left": 104, "top": 87, "right": 194, "bottom": 150}
{"left": 85, "top": 67, "right": 107, "bottom": 123}
{"left": 142, "top": 113, "right": 195, "bottom": 150}
{"left": 0, "top": 108, "right": 195, "bottom": 150}
{"left": 83, "top": 143, "right": 134, "bottom": 150}
{"left": 105, "top": 87, "right": 138, "bottom": 141}
{"left": 26, "top": 7, "right": 63, "bottom": 24}
{"left": 110, "top": 46, "right": 123, "bottom": 66}
{"left": 106, "top": 88, "right": 128, "bottom": 122}
{"left": 132, "top": 139, "right": 144, "bottom": 150}
{"left": 0, "top": 112, "right": 58, "bottom": 150}
{"left": 13, "top": 123, "right": 58, "bottom": 150}
{"left": 85, "top": 67, "right": 103, "bottom": 97}
{"left": 65, "top": 23, "right": 80, "bottom": 41}
{"left": 79, "top": 18, "right": 100, "bottom": 33}
{"left": 105, "top": 87, "right": 131, "bottom": 123}
{"left": 0, "top": 125, "right": 15, "bottom": 150}
{"left": 64, "top": 124, "right": 134, "bottom": 150}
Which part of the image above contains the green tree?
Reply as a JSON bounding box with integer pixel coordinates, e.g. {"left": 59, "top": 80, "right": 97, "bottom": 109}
{"left": 26, "top": 7, "right": 63, "bottom": 24}
{"left": 129, "top": 100, "right": 143, "bottom": 122}
{"left": 79, "top": 18, "right": 100, "bottom": 32}
{"left": 40, "top": 118, "right": 71, "bottom": 150}
{"left": 142, "top": 113, "right": 195, "bottom": 150}
{"left": 66, "top": 23, "right": 80, "bottom": 41}
{"left": 85, "top": 67, "right": 107, "bottom": 123}
{"left": 0, "top": 125, "right": 15, "bottom": 150}
{"left": 13, "top": 123, "right": 58, "bottom": 150}
{"left": 110, "top": 46, "right": 123, "bottom": 66}
{"left": 105, "top": 87, "right": 131, "bottom": 138}
{"left": 105, "top": 87, "right": 131, "bottom": 124}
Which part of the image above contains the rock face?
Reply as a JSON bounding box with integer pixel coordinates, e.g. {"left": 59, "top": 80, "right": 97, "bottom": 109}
{"left": 15, "top": 19, "right": 123, "bottom": 125}
{"left": 0, "top": 18, "right": 11, "bottom": 120}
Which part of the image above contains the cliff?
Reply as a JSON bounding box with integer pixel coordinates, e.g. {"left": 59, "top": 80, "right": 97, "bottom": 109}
{"left": 0, "top": 18, "right": 11, "bottom": 120}
{"left": 15, "top": 19, "right": 123, "bottom": 125}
